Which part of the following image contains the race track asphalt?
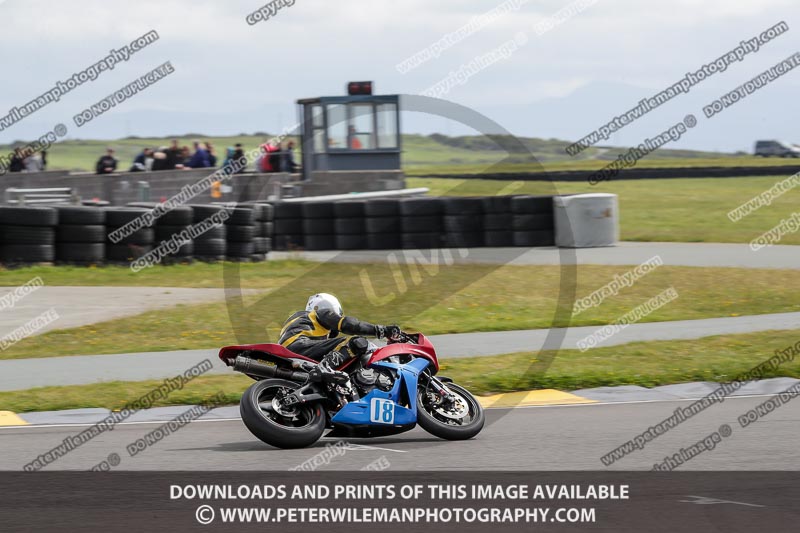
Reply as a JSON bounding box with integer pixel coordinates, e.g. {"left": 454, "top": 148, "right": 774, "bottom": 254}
{"left": 1, "top": 395, "right": 797, "bottom": 471}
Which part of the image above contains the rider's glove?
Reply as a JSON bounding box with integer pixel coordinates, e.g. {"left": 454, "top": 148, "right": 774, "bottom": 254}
{"left": 376, "top": 324, "right": 401, "bottom": 340}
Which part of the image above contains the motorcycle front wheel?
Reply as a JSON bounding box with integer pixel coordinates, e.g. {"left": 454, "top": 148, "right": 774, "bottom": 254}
{"left": 240, "top": 378, "right": 325, "bottom": 449}
{"left": 416, "top": 382, "right": 485, "bottom": 440}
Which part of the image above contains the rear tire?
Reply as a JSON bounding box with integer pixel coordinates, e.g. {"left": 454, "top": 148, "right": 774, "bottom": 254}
{"left": 416, "top": 382, "right": 484, "bottom": 440}
{"left": 240, "top": 379, "right": 325, "bottom": 449}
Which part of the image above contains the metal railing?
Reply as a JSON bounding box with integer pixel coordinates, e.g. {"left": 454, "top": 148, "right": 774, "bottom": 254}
{"left": 4, "top": 187, "right": 79, "bottom": 205}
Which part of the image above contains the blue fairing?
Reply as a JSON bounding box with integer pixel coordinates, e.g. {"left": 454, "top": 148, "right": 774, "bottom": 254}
{"left": 331, "top": 357, "right": 430, "bottom": 426}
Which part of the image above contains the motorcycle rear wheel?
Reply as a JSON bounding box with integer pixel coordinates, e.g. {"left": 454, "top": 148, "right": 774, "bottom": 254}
{"left": 240, "top": 378, "right": 325, "bottom": 449}
{"left": 417, "top": 382, "right": 484, "bottom": 440}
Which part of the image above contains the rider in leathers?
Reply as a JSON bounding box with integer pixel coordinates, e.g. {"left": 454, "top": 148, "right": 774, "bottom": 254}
{"left": 279, "top": 293, "right": 400, "bottom": 384}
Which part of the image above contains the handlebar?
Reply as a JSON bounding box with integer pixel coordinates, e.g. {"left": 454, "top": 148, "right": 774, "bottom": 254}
{"left": 387, "top": 330, "right": 416, "bottom": 344}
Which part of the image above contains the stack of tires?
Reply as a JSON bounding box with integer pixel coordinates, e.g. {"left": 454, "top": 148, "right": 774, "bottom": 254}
{"left": 152, "top": 206, "right": 194, "bottom": 264}
{"left": 334, "top": 201, "right": 367, "bottom": 250}
{"left": 482, "top": 196, "right": 514, "bottom": 247}
{"left": 511, "top": 195, "right": 555, "bottom": 246}
{"left": 55, "top": 206, "right": 106, "bottom": 264}
{"left": 225, "top": 206, "right": 256, "bottom": 260}
{"left": 400, "top": 198, "right": 443, "bottom": 249}
{"left": 251, "top": 203, "right": 274, "bottom": 260}
{"left": 442, "top": 197, "right": 484, "bottom": 248}
{"left": 364, "top": 199, "right": 402, "bottom": 250}
{"left": 0, "top": 206, "right": 57, "bottom": 264}
{"left": 104, "top": 208, "right": 155, "bottom": 262}
{"left": 272, "top": 202, "right": 304, "bottom": 251}
{"left": 190, "top": 204, "right": 227, "bottom": 261}
{"left": 302, "top": 202, "right": 336, "bottom": 251}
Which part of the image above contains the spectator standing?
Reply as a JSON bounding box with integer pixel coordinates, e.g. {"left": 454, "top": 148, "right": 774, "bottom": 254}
{"left": 95, "top": 148, "right": 118, "bottom": 174}
{"left": 130, "top": 148, "right": 153, "bottom": 172}
{"left": 186, "top": 141, "right": 211, "bottom": 168}
{"left": 179, "top": 146, "right": 191, "bottom": 167}
{"left": 284, "top": 140, "right": 299, "bottom": 172}
{"left": 8, "top": 148, "right": 25, "bottom": 172}
{"left": 206, "top": 141, "right": 218, "bottom": 167}
{"left": 232, "top": 143, "right": 246, "bottom": 174}
{"left": 23, "top": 151, "right": 44, "bottom": 172}
{"left": 259, "top": 142, "right": 276, "bottom": 172}
{"left": 151, "top": 147, "right": 169, "bottom": 171}
{"left": 165, "top": 139, "right": 182, "bottom": 169}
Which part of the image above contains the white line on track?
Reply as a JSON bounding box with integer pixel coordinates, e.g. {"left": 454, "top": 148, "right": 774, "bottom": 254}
{"left": 0, "top": 392, "right": 789, "bottom": 430}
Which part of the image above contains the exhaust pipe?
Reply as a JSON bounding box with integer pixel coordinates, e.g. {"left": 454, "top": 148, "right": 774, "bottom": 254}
{"left": 232, "top": 355, "right": 309, "bottom": 382}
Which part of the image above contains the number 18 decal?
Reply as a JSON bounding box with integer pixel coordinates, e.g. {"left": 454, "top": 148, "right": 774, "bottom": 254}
{"left": 370, "top": 398, "right": 395, "bottom": 424}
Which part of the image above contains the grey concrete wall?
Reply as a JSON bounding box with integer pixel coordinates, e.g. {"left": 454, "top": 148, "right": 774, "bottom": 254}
{"left": 2, "top": 168, "right": 406, "bottom": 204}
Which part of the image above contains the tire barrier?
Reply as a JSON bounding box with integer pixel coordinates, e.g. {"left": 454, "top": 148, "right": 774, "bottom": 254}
{"left": 272, "top": 201, "right": 304, "bottom": 251}
{"left": 270, "top": 194, "right": 557, "bottom": 252}
{"left": 250, "top": 203, "right": 274, "bottom": 261}
{"left": 105, "top": 207, "right": 155, "bottom": 263}
{"left": 301, "top": 201, "right": 336, "bottom": 251}
{"left": 190, "top": 204, "right": 228, "bottom": 261}
{"left": 334, "top": 201, "right": 367, "bottom": 250}
{"left": 55, "top": 206, "right": 106, "bottom": 264}
{"left": 363, "top": 199, "right": 402, "bottom": 250}
{"left": 0, "top": 206, "right": 57, "bottom": 264}
{"left": 128, "top": 202, "right": 194, "bottom": 264}
{"left": 224, "top": 207, "right": 257, "bottom": 261}
{"left": 0, "top": 195, "right": 560, "bottom": 264}
{"left": 421, "top": 164, "right": 800, "bottom": 182}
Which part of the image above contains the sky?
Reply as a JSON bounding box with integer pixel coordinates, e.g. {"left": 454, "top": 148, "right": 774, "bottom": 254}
{"left": 0, "top": 0, "right": 798, "bottom": 153}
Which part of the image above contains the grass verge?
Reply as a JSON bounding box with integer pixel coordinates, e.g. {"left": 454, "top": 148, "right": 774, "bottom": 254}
{"left": 2, "top": 264, "right": 800, "bottom": 359}
{"left": 3, "top": 328, "right": 797, "bottom": 413}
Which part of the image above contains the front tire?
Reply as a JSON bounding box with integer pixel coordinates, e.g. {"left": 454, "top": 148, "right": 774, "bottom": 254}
{"left": 417, "top": 382, "right": 484, "bottom": 440}
{"left": 240, "top": 379, "right": 325, "bottom": 449}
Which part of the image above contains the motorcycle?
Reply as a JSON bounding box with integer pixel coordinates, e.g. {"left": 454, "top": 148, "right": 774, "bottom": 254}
{"left": 219, "top": 331, "right": 485, "bottom": 449}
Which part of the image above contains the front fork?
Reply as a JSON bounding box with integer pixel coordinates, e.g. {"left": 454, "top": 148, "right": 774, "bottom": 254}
{"left": 421, "top": 371, "right": 456, "bottom": 406}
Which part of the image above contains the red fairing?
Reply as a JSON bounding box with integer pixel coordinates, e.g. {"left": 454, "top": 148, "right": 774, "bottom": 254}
{"left": 218, "top": 343, "right": 318, "bottom": 365}
{"left": 368, "top": 333, "right": 439, "bottom": 372}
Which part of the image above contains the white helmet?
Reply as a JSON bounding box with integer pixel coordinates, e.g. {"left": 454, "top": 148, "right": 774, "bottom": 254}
{"left": 306, "top": 293, "right": 343, "bottom": 316}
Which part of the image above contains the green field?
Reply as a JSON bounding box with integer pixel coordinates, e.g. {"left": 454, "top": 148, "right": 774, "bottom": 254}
{"left": 3, "top": 327, "right": 797, "bottom": 412}
{"left": 409, "top": 175, "right": 800, "bottom": 244}
{"left": 2, "top": 262, "right": 799, "bottom": 359}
